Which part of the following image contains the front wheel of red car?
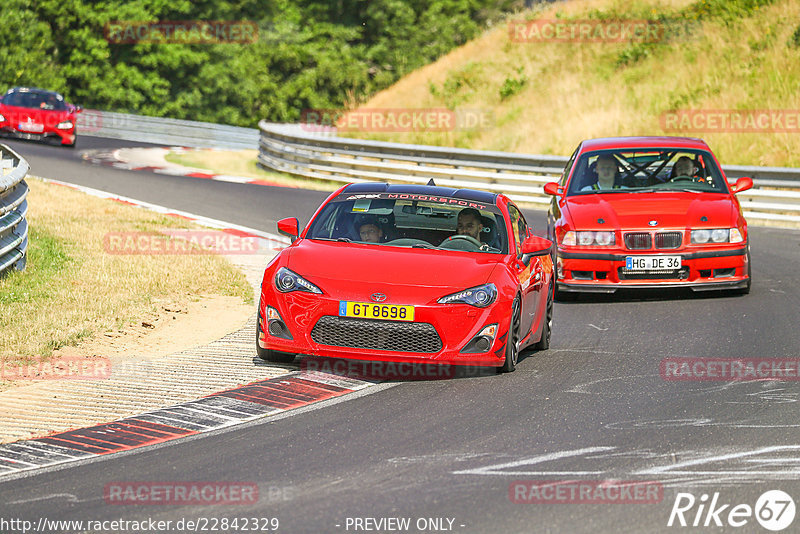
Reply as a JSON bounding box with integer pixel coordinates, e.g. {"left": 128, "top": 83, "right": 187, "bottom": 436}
{"left": 734, "top": 248, "right": 752, "bottom": 295}
{"left": 532, "top": 282, "right": 553, "bottom": 351}
{"left": 256, "top": 319, "right": 296, "bottom": 363}
{"left": 497, "top": 296, "right": 521, "bottom": 374}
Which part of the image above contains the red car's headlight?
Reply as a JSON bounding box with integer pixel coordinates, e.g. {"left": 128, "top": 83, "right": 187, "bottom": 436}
{"left": 562, "top": 231, "right": 615, "bottom": 246}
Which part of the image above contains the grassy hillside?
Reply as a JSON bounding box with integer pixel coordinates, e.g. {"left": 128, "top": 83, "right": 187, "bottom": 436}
{"left": 355, "top": 0, "right": 800, "bottom": 167}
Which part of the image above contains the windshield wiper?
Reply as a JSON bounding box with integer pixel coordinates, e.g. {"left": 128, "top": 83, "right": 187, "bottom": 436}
{"left": 412, "top": 243, "right": 435, "bottom": 249}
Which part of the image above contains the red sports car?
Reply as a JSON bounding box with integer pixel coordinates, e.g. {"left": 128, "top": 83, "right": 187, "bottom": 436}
{"left": 544, "top": 136, "right": 752, "bottom": 298}
{"left": 257, "top": 183, "right": 555, "bottom": 373}
{"left": 0, "top": 87, "right": 81, "bottom": 147}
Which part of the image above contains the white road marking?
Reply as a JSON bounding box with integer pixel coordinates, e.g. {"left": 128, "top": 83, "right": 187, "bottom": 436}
{"left": 451, "top": 446, "right": 615, "bottom": 476}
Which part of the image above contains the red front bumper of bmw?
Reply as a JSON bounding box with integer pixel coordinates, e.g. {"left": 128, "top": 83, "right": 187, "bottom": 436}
{"left": 556, "top": 243, "right": 749, "bottom": 292}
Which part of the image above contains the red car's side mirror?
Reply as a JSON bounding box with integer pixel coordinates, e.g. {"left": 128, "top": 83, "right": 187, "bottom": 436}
{"left": 543, "top": 182, "right": 562, "bottom": 196}
{"left": 277, "top": 217, "right": 300, "bottom": 242}
{"left": 521, "top": 235, "right": 553, "bottom": 257}
{"left": 731, "top": 176, "right": 753, "bottom": 194}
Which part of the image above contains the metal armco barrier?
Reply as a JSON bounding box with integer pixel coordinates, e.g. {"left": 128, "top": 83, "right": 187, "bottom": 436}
{"left": 0, "top": 144, "right": 29, "bottom": 274}
{"left": 78, "top": 110, "right": 259, "bottom": 150}
{"left": 257, "top": 121, "right": 800, "bottom": 225}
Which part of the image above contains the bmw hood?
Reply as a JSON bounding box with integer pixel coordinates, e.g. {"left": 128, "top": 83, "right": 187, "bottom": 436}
{"left": 564, "top": 192, "right": 737, "bottom": 230}
{"left": 285, "top": 239, "right": 499, "bottom": 291}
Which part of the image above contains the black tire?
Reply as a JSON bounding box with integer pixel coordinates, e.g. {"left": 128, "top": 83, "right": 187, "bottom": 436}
{"left": 256, "top": 318, "right": 295, "bottom": 363}
{"left": 497, "top": 296, "right": 521, "bottom": 373}
{"left": 532, "top": 282, "right": 553, "bottom": 351}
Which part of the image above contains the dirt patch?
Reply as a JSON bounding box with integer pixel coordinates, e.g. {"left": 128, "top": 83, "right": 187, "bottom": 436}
{"left": 1, "top": 294, "right": 254, "bottom": 394}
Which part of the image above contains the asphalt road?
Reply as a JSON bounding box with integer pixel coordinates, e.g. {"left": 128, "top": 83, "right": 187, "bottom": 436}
{"left": 2, "top": 136, "right": 800, "bottom": 533}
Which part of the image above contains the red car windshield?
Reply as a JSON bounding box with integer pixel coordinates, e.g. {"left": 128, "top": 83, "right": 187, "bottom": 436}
{"left": 567, "top": 149, "right": 728, "bottom": 195}
{"left": 306, "top": 194, "right": 509, "bottom": 253}
{"left": 3, "top": 91, "right": 68, "bottom": 111}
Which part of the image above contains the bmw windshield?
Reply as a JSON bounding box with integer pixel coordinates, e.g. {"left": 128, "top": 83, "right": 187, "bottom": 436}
{"left": 567, "top": 149, "right": 729, "bottom": 196}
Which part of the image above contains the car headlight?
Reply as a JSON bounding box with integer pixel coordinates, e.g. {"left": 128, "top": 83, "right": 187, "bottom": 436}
{"left": 274, "top": 267, "right": 322, "bottom": 294}
{"left": 438, "top": 283, "right": 497, "bottom": 307}
{"left": 56, "top": 120, "right": 74, "bottom": 130}
{"left": 0, "top": 114, "right": 5, "bottom": 122}
{"left": 562, "top": 231, "right": 615, "bottom": 246}
{"left": 691, "top": 228, "right": 742, "bottom": 244}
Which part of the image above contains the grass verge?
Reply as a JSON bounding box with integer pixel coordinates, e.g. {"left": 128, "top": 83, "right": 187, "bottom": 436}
{"left": 0, "top": 178, "right": 252, "bottom": 362}
{"left": 353, "top": 0, "right": 800, "bottom": 167}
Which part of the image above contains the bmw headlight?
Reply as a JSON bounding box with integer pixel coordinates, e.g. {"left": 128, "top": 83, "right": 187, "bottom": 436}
{"left": 562, "top": 231, "right": 615, "bottom": 246}
{"left": 56, "top": 120, "right": 74, "bottom": 130}
{"left": 438, "top": 283, "right": 497, "bottom": 307}
{"left": 274, "top": 267, "right": 322, "bottom": 294}
{"left": 691, "top": 228, "right": 743, "bottom": 244}
{"left": 0, "top": 114, "right": 5, "bottom": 122}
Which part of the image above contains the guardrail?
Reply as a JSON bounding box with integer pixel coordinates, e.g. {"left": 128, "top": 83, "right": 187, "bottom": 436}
{"left": 0, "top": 144, "right": 29, "bottom": 274}
{"left": 78, "top": 110, "right": 259, "bottom": 150}
{"left": 257, "top": 121, "right": 800, "bottom": 225}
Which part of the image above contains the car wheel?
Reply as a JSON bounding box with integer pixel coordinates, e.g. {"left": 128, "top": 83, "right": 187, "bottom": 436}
{"left": 497, "top": 296, "right": 521, "bottom": 373}
{"left": 532, "top": 281, "right": 553, "bottom": 351}
{"left": 256, "top": 317, "right": 295, "bottom": 363}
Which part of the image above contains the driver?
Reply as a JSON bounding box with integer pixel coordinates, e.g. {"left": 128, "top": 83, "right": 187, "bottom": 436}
{"left": 671, "top": 156, "right": 696, "bottom": 180}
{"left": 455, "top": 208, "right": 484, "bottom": 240}
{"left": 358, "top": 221, "right": 383, "bottom": 243}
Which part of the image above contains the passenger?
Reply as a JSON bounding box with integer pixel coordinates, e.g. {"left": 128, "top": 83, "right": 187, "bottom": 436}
{"left": 358, "top": 221, "right": 384, "bottom": 243}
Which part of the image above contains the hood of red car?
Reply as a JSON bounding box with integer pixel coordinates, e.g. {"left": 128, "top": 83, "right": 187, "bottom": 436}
{"left": 286, "top": 239, "right": 499, "bottom": 290}
{"left": 0, "top": 104, "right": 73, "bottom": 122}
{"left": 564, "top": 192, "right": 737, "bottom": 230}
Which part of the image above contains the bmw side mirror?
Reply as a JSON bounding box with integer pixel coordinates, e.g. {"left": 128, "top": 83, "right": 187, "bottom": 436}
{"left": 731, "top": 176, "right": 753, "bottom": 194}
{"left": 543, "top": 182, "right": 562, "bottom": 196}
{"left": 277, "top": 217, "right": 300, "bottom": 242}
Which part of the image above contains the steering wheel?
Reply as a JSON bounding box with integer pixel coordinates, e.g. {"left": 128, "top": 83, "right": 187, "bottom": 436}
{"left": 446, "top": 234, "right": 483, "bottom": 248}
{"left": 671, "top": 175, "right": 695, "bottom": 182}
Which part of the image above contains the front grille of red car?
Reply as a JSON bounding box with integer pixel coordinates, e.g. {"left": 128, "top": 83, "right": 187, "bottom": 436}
{"left": 624, "top": 232, "right": 652, "bottom": 250}
{"left": 618, "top": 267, "right": 690, "bottom": 280}
{"left": 311, "top": 316, "right": 443, "bottom": 353}
{"left": 655, "top": 232, "right": 682, "bottom": 249}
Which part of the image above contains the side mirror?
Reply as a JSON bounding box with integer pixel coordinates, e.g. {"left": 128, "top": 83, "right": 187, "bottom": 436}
{"left": 521, "top": 235, "right": 553, "bottom": 257}
{"left": 543, "top": 182, "right": 562, "bottom": 196}
{"left": 731, "top": 176, "right": 753, "bottom": 194}
{"left": 277, "top": 217, "right": 300, "bottom": 242}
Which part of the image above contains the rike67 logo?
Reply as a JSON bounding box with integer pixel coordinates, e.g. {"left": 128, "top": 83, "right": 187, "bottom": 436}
{"left": 668, "top": 490, "right": 795, "bottom": 531}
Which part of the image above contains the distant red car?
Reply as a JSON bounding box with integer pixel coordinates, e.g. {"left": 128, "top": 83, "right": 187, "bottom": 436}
{"left": 257, "top": 183, "right": 555, "bottom": 373}
{"left": 0, "top": 87, "right": 81, "bottom": 147}
{"left": 544, "top": 136, "right": 753, "bottom": 297}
